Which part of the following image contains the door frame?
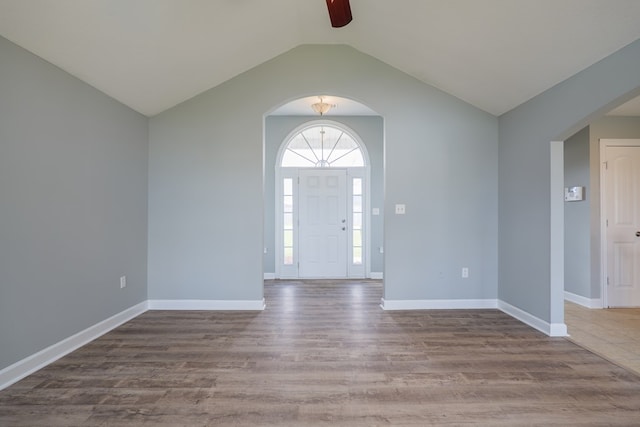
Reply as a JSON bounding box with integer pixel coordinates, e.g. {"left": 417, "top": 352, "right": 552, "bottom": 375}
{"left": 275, "top": 120, "right": 371, "bottom": 279}
{"left": 599, "top": 138, "right": 640, "bottom": 308}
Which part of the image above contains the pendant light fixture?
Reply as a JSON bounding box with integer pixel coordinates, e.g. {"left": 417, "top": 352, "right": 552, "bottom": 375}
{"left": 311, "top": 97, "right": 333, "bottom": 116}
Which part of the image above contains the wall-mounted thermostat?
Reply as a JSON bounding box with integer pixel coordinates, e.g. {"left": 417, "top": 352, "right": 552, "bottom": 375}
{"left": 564, "top": 186, "right": 584, "bottom": 202}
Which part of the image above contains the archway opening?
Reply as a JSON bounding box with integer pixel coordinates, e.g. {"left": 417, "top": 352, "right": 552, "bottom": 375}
{"left": 263, "top": 96, "right": 384, "bottom": 282}
{"left": 552, "top": 90, "right": 640, "bottom": 337}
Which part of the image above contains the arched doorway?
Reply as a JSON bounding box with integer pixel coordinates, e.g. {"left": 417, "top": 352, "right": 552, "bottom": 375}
{"left": 275, "top": 120, "right": 371, "bottom": 279}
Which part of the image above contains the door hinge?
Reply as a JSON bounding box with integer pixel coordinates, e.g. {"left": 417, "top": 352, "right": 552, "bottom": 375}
{"left": 607, "top": 276, "right": 610, "bottom": 286}
{"left": 604, "top": 161, "right": 608, "bottom": 170}
{"left": 606, "top": 219, "right": 609, "bottom": 227}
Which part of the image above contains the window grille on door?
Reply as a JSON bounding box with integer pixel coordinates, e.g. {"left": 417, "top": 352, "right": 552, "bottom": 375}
{"left": 281, "top": 125, "right": 364, "bottom": 168}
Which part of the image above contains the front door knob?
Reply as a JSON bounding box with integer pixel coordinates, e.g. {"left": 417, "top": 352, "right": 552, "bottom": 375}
{"left": 636, "top": 231, "right": 640, "bottom": 237}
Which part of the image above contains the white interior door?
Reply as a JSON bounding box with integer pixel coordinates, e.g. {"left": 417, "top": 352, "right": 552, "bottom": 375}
{"left": 298, "top": 169, "right": 348, "bottom": 278}
{"left": 604, "top": 144, "right": 640, "bottom": 307}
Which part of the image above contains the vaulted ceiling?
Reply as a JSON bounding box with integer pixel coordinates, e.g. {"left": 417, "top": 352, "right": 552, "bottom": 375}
{"left": 1, "top": 0, "right": 640, "bottom": 117}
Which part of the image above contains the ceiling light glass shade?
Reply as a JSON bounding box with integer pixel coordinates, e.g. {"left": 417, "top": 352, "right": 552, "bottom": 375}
{"left": 311, "top": 101, "right": 332, "bottom": 115}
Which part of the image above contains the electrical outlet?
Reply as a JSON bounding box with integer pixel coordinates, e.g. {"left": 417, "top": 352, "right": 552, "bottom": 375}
{"left": 395, "top": 204, "right": 406, "bottom": 214}
{"left": 461, "top": 268, "right": 469, "bottom": 278}
{"left": 120, "top": 276, "right": 127, "bottom": 288}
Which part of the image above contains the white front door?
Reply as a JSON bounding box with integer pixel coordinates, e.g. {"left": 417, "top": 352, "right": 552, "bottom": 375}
{"left": 298, "top": 169, "right": 348, "bottom": 278}
{"left": 604, "top": 144, "right": 640, "bottom": 307}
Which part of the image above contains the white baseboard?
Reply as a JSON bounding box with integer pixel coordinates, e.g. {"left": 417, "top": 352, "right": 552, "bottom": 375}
{"left": 548, "top": 322, "right": 568, "bottom": 337}
{"left": 498, "top": 300, "right": 567, "bottom": 337}
{"left": 0, "top": 301, "right": 148, "bottom": 391}
{"left": 564, "top": 291, "right": 602, "bottom": 309}
{"left": 380, "top": 298, "right": 498, "bottom": 310}
{"left": 1, "top": 293, "right": 570, "bottom": 392}
{"left": 379, "top": 297, "right": 567, "bottom": 338}
{"left": 148, "top": 299, "right": 266, "bottom": 311}
{"left": 1, "top": 297, "right": 267, "bottom": 391}
{"left": 264, "top": 273, "right": 383, "bottom": 280}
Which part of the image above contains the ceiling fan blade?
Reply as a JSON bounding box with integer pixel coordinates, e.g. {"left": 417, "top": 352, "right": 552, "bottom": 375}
{"left": 326, "top": 0, "right": 352, "bottom": 28}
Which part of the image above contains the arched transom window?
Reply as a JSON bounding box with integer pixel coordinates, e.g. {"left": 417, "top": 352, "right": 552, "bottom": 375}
{"left": 281, "top": 125, "right": 365, "bottom": 167}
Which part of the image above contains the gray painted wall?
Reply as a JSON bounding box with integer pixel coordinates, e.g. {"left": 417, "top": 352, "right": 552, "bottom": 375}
{"left": 498, "top": 39, "right": 640, "bottom": 325}
{"left": 264, "top": 115, "right": 384, "bottom": 275}
{"left": 9, "top": 35, "right": 638, "bottom": 372}
{"left": 148, "top": 45, "right": 499, "bottom": 303}
{"left": 0, "top": 37, "right": 148, "bottom": 370}
{"left": 564, "top": 127, "right": 590, "bottom": 298}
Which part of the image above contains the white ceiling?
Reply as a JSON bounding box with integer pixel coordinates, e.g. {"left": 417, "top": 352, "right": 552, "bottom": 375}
{"left": 607, "top": 96, "right": 640, "bottom": 116}
{"left": 1, "top": 0, "right": 640, "bottom": 117}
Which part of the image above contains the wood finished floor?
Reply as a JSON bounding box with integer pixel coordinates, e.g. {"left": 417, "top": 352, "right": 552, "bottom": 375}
{"left": 2, "top": 280, "right": 640, "bottom": 426}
